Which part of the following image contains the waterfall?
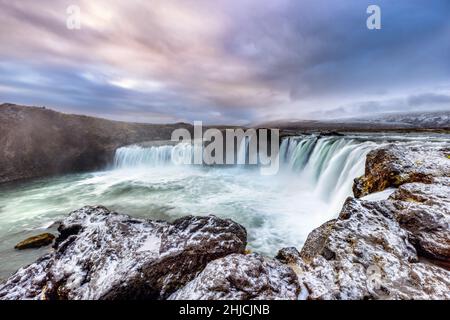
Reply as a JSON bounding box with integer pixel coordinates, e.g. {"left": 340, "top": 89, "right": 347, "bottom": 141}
{"left": 114, "top": 136, "right": 256, "bottom": 168}
{"left": 114, "top": 143, "right": 193, "bottom": 168}
{"left": 279, "top": 136, "right": 378, "bottom": 211}
{"left": 114, "top": 136, "right": 378, "bottom": 210}
{"left": 237, "top": 136, "right": 253, "bottom": 165}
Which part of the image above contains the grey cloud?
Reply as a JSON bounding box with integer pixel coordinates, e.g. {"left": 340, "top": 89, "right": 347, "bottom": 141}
{"left": 408, "top": 93, "right": 450, "bottom": 107}
{"left": 314, "top": 92, "right": 450, "bottom": 120}
{"left": 0, "top": 0, "right": 449, "bottom": 123}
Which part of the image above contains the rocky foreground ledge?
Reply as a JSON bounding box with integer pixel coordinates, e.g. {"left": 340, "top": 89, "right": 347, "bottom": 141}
{"left": 0, "top": 144, "right": 449, "bottom": 300}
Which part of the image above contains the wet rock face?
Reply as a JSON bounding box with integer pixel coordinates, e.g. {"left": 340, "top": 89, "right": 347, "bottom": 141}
{"left": 14, "top": 233, "right": 55, "bottom": 250}
{"left": 353, "top": 145, "right": 450, "bottom": 198}
{"left": 0, "top": 206, "right": 246, "bottom": 300}
{"left": 169, "top": 253, "right": 300, "bottom": 300}
{"left": 299, "top": 220, "right": 336, "bottom": 262}
{"left": 352, "top": 144, "right": 450, "bottom": 265}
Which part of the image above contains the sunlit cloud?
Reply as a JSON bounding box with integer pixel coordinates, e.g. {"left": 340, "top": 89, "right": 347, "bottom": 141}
{"left": 0, "top": 0, "right": 449, "bottom": 123}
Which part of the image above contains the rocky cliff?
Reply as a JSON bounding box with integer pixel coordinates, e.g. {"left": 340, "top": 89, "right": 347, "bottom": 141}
{"left": 0, "top": 143, "right": 449, "bottom": 300}
{"left": 278, "top": 144, "right": 450, "bottom": 299}
{"left": 353, "top": 145, "right": 450, "bottom": 198}
{"left": 0, "top": 103, "right": 192, "bottom": 184}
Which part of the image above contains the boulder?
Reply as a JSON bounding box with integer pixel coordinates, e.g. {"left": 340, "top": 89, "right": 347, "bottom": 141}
{"left": 389, "top": 183, "right": 450, "bottom": 264}
{"left": 353, "top": 145, "right": 450, "bottom": 198}
{"left": 275, "top": 247, "right": 302, "bottom": 264}
{"left": 0, "top": 206, "right": 247, "bottom": 300}
{"left": 14, "top": 233, "right": 55, "bottom": 250}
{"left": 277, "top": 198, "right": 450, "bottom": 300}
{"left": 169, "top": 253, "right": 300, "bottom": 300}
{"left": 299, "top": 220, "right": 336, "bottom": 262}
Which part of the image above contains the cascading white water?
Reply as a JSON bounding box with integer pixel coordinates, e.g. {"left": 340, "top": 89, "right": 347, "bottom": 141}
{"left": 113, "top": 136, "right": 378, "bottom": 215}
{"left": 279, "top": 136, "right": 378, "bottom": 212}
{"left": 114, "top": 137, "right": 254, "bottom": 168}
{"left": 0, "top": 134, "right": 382, "bottom": 281}
{"left": 114, "top": 143, "right": 193, "bottom": 168}
{"left": 237, "top": 137, "right": 249, "bottom": 165}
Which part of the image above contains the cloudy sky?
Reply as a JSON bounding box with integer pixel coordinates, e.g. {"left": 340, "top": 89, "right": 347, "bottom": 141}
{"left": 0, "top": 0, "right": 449, "bottom": 124}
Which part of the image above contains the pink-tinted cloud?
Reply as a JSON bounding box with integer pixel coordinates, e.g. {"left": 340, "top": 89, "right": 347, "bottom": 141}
{"left": 0, "top": 0, "right": 449, "bottom": 123}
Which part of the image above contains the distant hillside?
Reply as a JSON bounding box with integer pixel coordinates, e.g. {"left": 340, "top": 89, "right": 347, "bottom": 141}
{"left": 258, "top": 111, "right": 450, "bottom": 131}
{"left": 0, "top": 103, "right": 192, "bottom": 183}
{"left": 340, "top": 111, "right": 450, "bottom": 129}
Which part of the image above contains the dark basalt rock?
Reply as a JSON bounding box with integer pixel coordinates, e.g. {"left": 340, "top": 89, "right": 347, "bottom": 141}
{"left": 14, "top": 233, "right": 55, "bottom": 250}
{"left": 169, "top": 253, "right": 300, "bottom": 300}
{"left": 299, "top": 220, "right": 336, "bottom": 262}
{"left": 0, "top": 206, "right": 247, "bottom": 300}
{"left": 319, "top": 131, "right": 345, "bottom": 137}
{"left": 275, "top": 247, "right": 302, "bottom": 264}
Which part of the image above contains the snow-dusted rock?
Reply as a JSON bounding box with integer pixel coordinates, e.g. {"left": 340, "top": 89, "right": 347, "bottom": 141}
{"left": 389, "top": 183, "right": 450, "bottom": 265}
{"left": 0, "top": 206, "right": 247, "bottom": 300}
{"left": 277, "top": 198, "right": 450, "bottom": 300}
{"left": 279, "top": 144, "right": 450, "bottom": 300}
{"left": 169, "top": 253, "right": 300, "bottom": 300}
{"left": 353, "top": 145, "right": 450, "bottom": 198}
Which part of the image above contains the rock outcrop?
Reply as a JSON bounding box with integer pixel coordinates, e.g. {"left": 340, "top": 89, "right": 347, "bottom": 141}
{"left": 0, "top": 206, "right": 246, "bottom": 300}
{"left": 0, "top": 104, "right": 192, "bottom": 184}
{"left": 277, "top": 198, "right": 450, "bottom": 299}
{"left": 389, "top": 182, "right": 450, "bottom": 267}
{"left": 169, "top": 253, "right": 300, "bottom": 300}
{"left": 277, "top": 143, "right": 450, "bottom": 300}
{"left": 353, "top": 145, "right": 450, "bottom": 198}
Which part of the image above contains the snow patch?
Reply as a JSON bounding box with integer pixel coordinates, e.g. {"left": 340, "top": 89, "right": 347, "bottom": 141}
{"left": 361, "top": 188, "right": 397, "bottom": 201}
{"left": 137, "top": 234, "right": 161, "bottom": 254}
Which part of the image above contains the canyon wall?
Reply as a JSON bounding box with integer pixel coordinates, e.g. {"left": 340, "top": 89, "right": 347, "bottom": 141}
{"left": 0, "top": 104, "right": 192, "bottom": 184}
